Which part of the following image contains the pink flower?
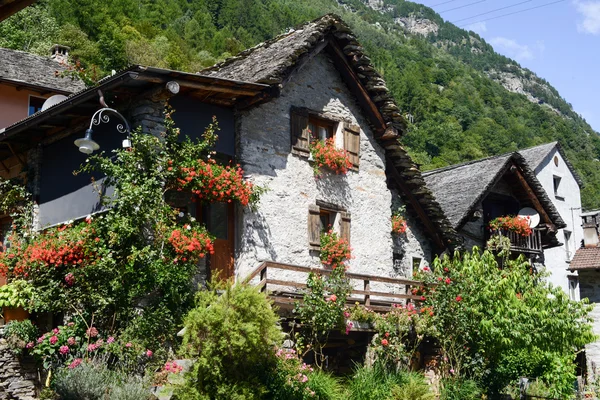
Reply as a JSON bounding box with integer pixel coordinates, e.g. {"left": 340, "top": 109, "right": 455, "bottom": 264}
{"left": 146, "top": 350, "right": 153, "bottom": 358}
{"left": 107, "top": 336, "right": 115, "bottom": 344}
{"left": 64, "top": 273, "right": 75, "bottom": 286}
{"left": 59, "top": 345, "right": 69, "bottom": 355}
{"left": 445, "top": 277, "right": 451, "bottom": 284}
{"left": 455, "top": 295, "right": 462, "bottom": 302}
{"left": 37, "top": 337, "right": 44, "bottom": 344}
{"left": 53, "top": 328, "right": 60, "bottom": 334}
{"left": 86, "top": 327, "right": 98, "bottom": 338}
{"left": 345, "top": 321, "right": 354, "bottom": 335}
{"left": 328, "top": 294, "right": 337, "bottom": 302}
{"left": 125, "top": 342, "right": 132, "bottom": 348}
{"left": 26, "top": 342, "right": 34, "bottom": 349}
{"left": 301, "top": 374, "right": 308, "bottom": 383}
{"left": 381, "top": 339, "right": 389, "bottom": 347}
{"left": 343, "top": 311, "right": 350, "bottom": 318}
{"left": 67, "top": 322, "right": 75, "bottom": 327}
{"left": 96, "top": 338, "right": 104, "bottom": 346}
{"left": 422, "top": 266, "right": 430, "bottom": 272}
{"left": 87, "top": 343, "right": 97, "bottom": 352}
{"left": 67, "top": 337, "right": 76, "bottom": 346}
{"left": 449, "top": 369, "right": 455, "bottom": 374}
{"left": 49, "top": 336, "right": 58, "bottom": 345}
{"left": 68, "top": 358, "right": 82, "bottom": 369}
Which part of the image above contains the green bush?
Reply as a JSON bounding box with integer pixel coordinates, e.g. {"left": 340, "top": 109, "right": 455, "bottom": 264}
{"left": 440, "top": 377, "right": 482, "bottom": 400}
{"left": 306, "top": 370, "right": 344, "bottom": 399}
{"left": 52, "top": 361, "right": 151, "bottom": 400}
{"left": 180, "top": 281, "right": 283, "bottom": 399}
{"left": 347, "top": 364, "right": 406, "bottom": 400}
{"left": 390, "top": 373, "right": 435, "bottom": 400}
{"left": 3, "top": 319, "right": 38, "bottom": 354}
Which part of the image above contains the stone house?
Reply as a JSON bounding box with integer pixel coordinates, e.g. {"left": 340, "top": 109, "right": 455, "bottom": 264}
{"left": 519, "top": 142, "right": 584, "bottom": 299}
{"left": 569, "top": 211, "right": 600, "bottom": 380}
{"left": 0, "top": 15, "right": 457, "bottom": 315}
{"left": 423, "top": 151, "right": 566, "bottom": 263}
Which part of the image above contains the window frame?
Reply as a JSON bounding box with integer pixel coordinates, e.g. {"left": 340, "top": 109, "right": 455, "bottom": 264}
{"left": 308, "top": 201, "right": 350, "bottom": 251}
{"left": 28, "top": 95, "right": 46, "bottom": 116}
{"left": 553, "top": 175, "right": 564, "bottom": 200}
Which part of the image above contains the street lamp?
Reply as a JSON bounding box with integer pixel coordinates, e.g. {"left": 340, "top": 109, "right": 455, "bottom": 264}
{"left": 74, "top": 107, "right": 132, "bottom": 154}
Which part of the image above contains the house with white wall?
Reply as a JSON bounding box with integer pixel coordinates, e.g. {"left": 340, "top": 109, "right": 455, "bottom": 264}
{"left": 519, "top": 142, "right": 584, "bottom": 299}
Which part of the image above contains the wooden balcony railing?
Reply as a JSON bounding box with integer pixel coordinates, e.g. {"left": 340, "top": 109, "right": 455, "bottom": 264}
{"left": 243, "top": 261, "right": 426, "bottom": 313}
{"left": 490, "top": 228, "right": 543, "bottom": 254}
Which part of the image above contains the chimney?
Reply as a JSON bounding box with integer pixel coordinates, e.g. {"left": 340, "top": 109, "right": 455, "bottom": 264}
{"left": 50, "top": 44, "right": 70, "bottom": 64}
{"left": 582, "top": 212, "right": 600, "bottom": 248}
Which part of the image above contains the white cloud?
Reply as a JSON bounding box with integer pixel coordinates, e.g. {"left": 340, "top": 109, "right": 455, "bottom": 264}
{"left": 489, "top": 37, "right": 534, "bottom": 61}
{"left": 574, "top": 1, "right": 600, "bottom": 34}
{"left": 465, "top": 21, "right": 487, "bottom": 34}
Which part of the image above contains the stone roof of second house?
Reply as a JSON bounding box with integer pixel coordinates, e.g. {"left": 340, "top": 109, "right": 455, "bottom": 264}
{"left": 569, "top": 247, "right": 600, "bottom": 270}
{"left": 0, "top": 47, "right": 85, "bottom": 93}
{"left": 422, "top": 152, "right": 566, "bottom": 230}
{"left": 518, "top": 141, "right": 584, "bottom": 187}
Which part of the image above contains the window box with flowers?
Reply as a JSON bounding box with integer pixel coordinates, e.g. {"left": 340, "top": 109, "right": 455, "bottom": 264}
{"left": 488, "top": 216, "right": 532, "bottom": 237}
{"left": 391, "top": 207, "right": 407, "bottom": 235}
{"left": 309, "top": 138, "right": 353, "bottom": 176}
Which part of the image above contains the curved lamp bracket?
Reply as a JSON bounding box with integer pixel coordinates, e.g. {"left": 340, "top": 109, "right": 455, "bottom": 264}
{"left": 75, "top": 107, "right": 132, "bottom": 154}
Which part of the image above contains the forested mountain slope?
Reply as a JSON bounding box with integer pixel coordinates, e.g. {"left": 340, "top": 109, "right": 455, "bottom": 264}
{"left": 2, "top": 0, "right": 599, "bottom": 208}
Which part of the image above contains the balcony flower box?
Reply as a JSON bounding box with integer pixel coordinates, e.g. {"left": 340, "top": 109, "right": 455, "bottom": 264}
{"left": 489, "top": 216, "right": 532, "bottom": 237}
{"left": 309, "top": 138, "right": 352, "bottom": 176}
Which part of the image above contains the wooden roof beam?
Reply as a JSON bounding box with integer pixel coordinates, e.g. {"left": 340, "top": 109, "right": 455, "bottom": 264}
{"left": 511, "top": 165, "right": 554, "bottom": 228}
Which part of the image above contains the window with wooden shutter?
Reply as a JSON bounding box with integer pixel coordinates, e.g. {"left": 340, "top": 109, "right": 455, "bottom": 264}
{"left": 308, "top": 205, "right": 321, "bottom": 250}
{"left": 290, "top": 107, "right": 310, "bottom": 157}
{"left": 343, "top": 122, "right": 360, "bottom": 169}
{"left": 340, "top": 212, "right": 351, "bottom": 244}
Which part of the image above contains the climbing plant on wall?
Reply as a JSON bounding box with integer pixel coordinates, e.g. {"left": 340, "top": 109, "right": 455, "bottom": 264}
{"left": 0, "top": 109, "right": 262, "bottom": 348}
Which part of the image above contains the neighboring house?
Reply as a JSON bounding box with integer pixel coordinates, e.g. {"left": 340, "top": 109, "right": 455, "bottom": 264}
{"left": 0, "top": 15, "right": 457, "bottom": 311}
{"left": 519, "top": 142, "right": 584, "bottom": 299}
{"left": 0, "top": 46, "right": 84, "bottom": 178}
{"left": 423, "top": 152, "right": 566, "bottom": 262}
{"left": 568, "top": 211, "right": 600, "bottom": 380}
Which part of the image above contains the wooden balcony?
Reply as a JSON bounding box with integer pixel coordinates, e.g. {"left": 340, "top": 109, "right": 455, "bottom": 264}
{"left": 243, "top": 261, "right": 425, "bottom": 313}
{"left": 490, "top": 228, "right": 543, "bottom": 255}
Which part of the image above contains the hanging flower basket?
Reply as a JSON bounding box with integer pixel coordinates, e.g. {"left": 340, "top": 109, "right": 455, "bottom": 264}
{"left": 391, "top": 207, "right": 407, "bottom": 234}
{"left": 309, "top": 139, "right": 352, "bottom": 176}
{"left": 489, "top": 215, "right": 532, "bottom": 237}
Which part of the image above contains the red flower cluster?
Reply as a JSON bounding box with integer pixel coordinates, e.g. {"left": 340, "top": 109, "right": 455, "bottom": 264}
{"left": 172, "top": 159, "right": 254, "bottom": 206}
{"left": 489, "top": 215, "right": 532, "bottom": 237}
{"left": 391, "top": 214, "right": 407, "bottom": 234}
{"left": 310, "top": 138, "right": 353, "bottom": 175}
{"left": 168, "top": 226, "right": 214, "bottom": 261}
{"left": 320, "top": 230, "right": 352, "bottom": 269}
{"left": 0, "top": 227, "right": 96, "bottom": 278}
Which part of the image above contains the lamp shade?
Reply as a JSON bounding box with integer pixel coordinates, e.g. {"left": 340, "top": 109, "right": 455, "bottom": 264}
{"left": 74, "top": 129, "right": 100, "bottom": 154}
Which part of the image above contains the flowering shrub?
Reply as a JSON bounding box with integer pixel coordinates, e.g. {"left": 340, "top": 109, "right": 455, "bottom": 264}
{"left": 168, "top": 224, "right": 214, "bottom": 262}
{"left": 170, "top": 158, "right": 256, "bottom": 207}
{"left": 391, "top": 207, "right": 408, "bottom": 235}
{"left": 489, "top": 215, "right": 532, "bottom": 237}
{"left": 319, "top": 230, "right": 352, "bottom": 269}
{"left": 413, "top": 249, "right": 594, "bottom": 397}
{"left": 269, "top": 348, "right": 317, "bottom": 398}
{"left": 309, "top": 138, "right": 352, "bottom": 176}
{"left": 30, "top": 321, "right": 150, "bottom": 373}
{"left": 346, "top": 302, "right": 433, "bottom": 369}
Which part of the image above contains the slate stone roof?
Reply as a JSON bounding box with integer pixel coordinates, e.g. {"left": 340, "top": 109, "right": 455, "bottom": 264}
{"left": 570, "top": 247, "right": 600, "bottom": 270}
{"left": 519, "top": 142, "right": 584, "bottom": 187}
{"left": 423, "top": 152, "right": 566, "bottom": 230}
{"left": 203, "top": 14, "right": 459, "bottom": 248}
{"left": 0, "top": 48, "right": 85, "bottom": 93}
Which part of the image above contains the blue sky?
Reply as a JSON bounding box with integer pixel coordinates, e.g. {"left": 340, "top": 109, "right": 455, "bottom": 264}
{"left": 417, "top": 0, "right": 600, "bottom": 133}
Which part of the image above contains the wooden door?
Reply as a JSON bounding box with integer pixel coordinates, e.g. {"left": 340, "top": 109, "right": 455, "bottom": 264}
{"left": 202, "top": 202, "right": 235, "bottom": 281}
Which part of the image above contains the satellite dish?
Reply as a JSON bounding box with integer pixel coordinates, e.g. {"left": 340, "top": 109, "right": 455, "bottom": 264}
{"left": 518, "top": 207, "right": 540, "bottom": 228}
{"left": 41, "top": 94, "right": 68, "bottom": 111}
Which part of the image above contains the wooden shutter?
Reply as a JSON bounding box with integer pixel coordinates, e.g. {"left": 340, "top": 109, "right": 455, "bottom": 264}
{"left": 343, "top": 122, "right": 360, "bottom": 169}
{"left": 290, "top": 107, "right": 310, "bottom": 157}
{"left": 308, "top": 205, "right": 321, "bottom": 250}
{"left": 340, "top": 212, "right": 351, "bottom": 245}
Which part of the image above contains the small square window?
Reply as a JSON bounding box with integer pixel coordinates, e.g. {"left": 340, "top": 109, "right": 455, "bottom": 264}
{"left": 412, "top": 257, "right": 422, "bottom": 270}
{"left": 320, "top": 209, "right": 334, "bottom": 232}
{"left": 308, "top": 116, "right": 334, "bottom": 142}
{"left": 553, "top": 175, "right": 563, "bottom": 199}
{"left": 28, "top": 96, "right": 45, "bottom": 116}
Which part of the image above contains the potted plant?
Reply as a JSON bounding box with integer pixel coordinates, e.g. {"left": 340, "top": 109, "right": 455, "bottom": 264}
{"left": 309, "top": 138, "right": 353, "bottom": 176}
{"left": 488, "top": 215, "right": 532, "bottom": 237}
{"left": 0, "top": 280, "right": 34, "bottom": 323}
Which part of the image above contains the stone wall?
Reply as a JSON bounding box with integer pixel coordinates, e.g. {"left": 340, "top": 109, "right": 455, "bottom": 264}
{"left": 235, "top": 52, "right": 434, "bottom": 295}
{"left": 0, "top": 338, "right": 37, "bottom": 400}
{"left": 578, "top": 270, "right": 600, "bottom": 379}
